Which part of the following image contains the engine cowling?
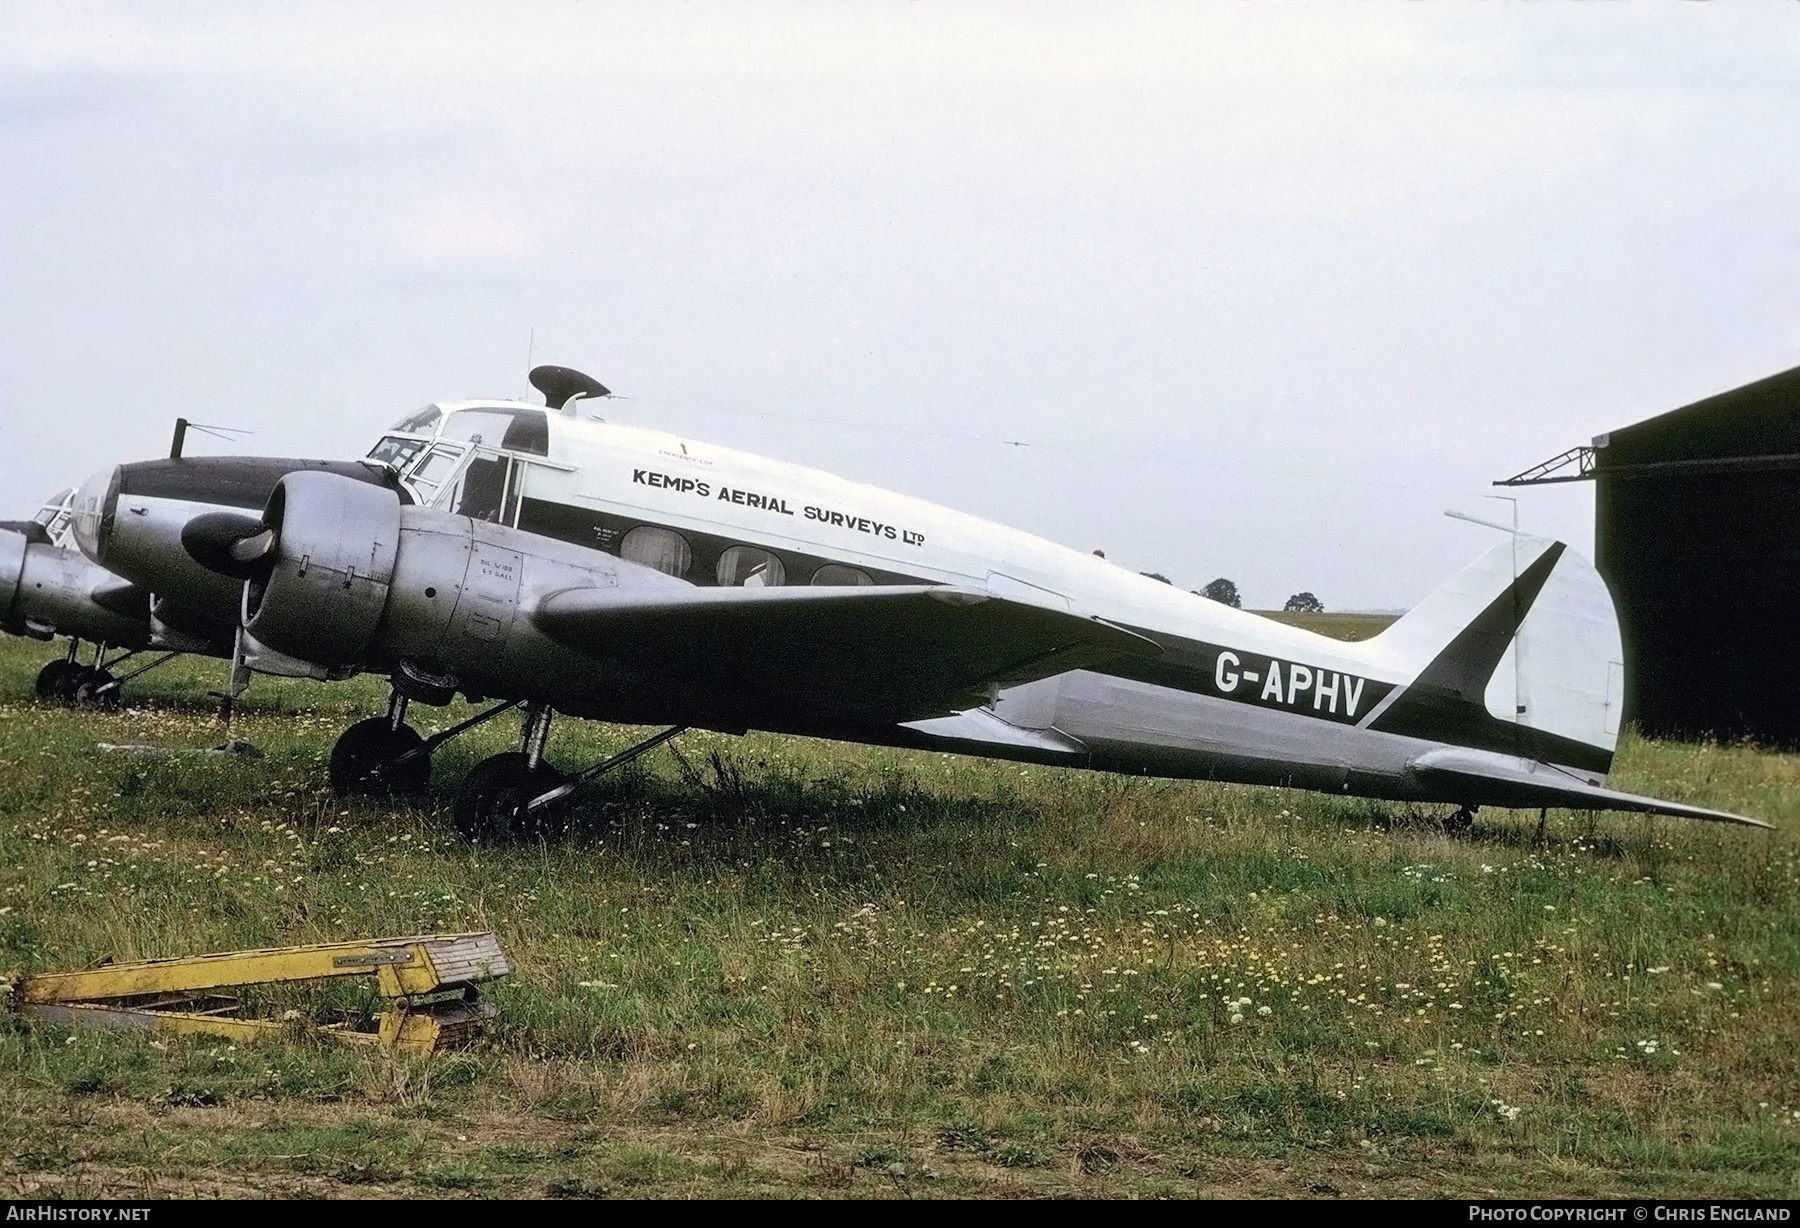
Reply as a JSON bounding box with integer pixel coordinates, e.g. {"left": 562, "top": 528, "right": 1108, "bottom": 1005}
{"left": 242, "top": 471, "right": 401, "bottom": 667}
{"left": 0, "top": 528, "right": 27, "bottom": 633}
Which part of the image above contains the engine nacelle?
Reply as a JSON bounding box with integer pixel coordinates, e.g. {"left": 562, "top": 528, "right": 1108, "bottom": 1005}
{"left": 0, "top": 528, "right": 27, "bottom": 634}
{"left": 243, "top": 472, "right": 401, "bottom": 667}
{"left": 0, "top": 528, "right": 151, "bottom": 646}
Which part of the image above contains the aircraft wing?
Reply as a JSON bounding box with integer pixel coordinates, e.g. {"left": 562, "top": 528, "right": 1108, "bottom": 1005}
{"left": 1407, "top": 748, "right": 1771, "bottom": 828}
{"left": 533, "top": 584, "right": 1160, "bottom": 722}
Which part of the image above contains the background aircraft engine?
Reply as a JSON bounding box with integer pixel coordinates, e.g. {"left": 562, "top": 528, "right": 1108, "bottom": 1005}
{"left": 0, "top": 529, "right": 27, "bottom": 634}
{"left": 1, "top": 529, "right": 149, "bottom": 646}
{"left": 242, "top": 471, "right": 401, "bottom": 668}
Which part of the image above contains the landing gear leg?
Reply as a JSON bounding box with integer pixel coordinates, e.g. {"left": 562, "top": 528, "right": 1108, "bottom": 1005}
{"left": 212, "top": 630, "right": 253, "bottom": 729}
{"left": 86, "top": 650, "right": 179, "bottom": 708}
{"left": 521, "top": 725, "right": 688, "bottom": 816}
{"left": 73, "top": 661, "right": 123, "bottom": 709}
{"left": 521, "top": 704, "right": 552, "bottom": 770}
{"left": 1445, "top": 805, "right": 1476, "bottom": 836}
{"left": 328, "top": 688, "right": 430, "bottom": 798}
{"left": 452, "top": 705, "right": 566, "bottom": 844}
{"left": 59, "top": 642, "right": 117, "bottom": 707}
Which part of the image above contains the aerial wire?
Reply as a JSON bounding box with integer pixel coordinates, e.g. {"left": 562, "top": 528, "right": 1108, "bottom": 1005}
{"left": 609, "top": 392, "right": 1541, "bottom": 500}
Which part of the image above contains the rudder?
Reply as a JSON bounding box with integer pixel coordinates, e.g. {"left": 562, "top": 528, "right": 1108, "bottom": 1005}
{"left": 1364, "top": 536, "right": 1624, "bottom": 774}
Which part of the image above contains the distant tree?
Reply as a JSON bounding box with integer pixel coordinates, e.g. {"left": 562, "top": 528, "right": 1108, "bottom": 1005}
{"left": 1284, "top": 592, "right": 1325, "bottom": 613}
{"left": 1141, "top": 571, "right": 1172, "bottom": 585}
{"left": 1200, "top": 578, "right": 1241, "bottom": 608}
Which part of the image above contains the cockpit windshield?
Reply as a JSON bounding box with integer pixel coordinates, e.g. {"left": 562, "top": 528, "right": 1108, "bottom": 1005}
{"left": 390, "top": 405, "right": 443, "bottom": 434}
{"left": 366, "top": 435, "right": 428, "bottom": 470}
{"left": 33, "top": 489, "right": 73, "bottom": 525}
{"left": 33, "top": 489, "right": 75, "bottom": 543}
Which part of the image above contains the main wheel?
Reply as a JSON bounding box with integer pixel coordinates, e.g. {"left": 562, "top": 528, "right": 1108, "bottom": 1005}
{"left": 35, "top": 659, "right": 76, "bottom": 700}
{"left": 54, "top": 665, "right": 101, "bottom": 704}
{"left": 452, "top": 752, "right": 567, "bottom": 844}
{"left": 73, "top": 668, "right": 119, "bottom": 710}
{"left": 328, "top": 718, "right": 431, "bottom": 798}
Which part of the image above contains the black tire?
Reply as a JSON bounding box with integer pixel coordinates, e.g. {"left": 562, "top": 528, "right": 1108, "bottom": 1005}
{"left": 73, "top": 669, "right": 119, "bottom": 710}
{"left": 452, "top": 752, "right": 567, "bottom": 844}
{"left": 35, "top": 659, "right": 76, "bottom": 700}
{"left": 54, "top": 665, "right": 98, "bottom": 704}
{"left": 328, "top": 718, "right": 431, "bottom": 798}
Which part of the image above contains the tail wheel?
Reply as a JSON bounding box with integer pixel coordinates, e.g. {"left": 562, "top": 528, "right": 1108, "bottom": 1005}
{"left": 328, "top": 717, "right": 431, "bottom": 798}
{"left": 35, "top": 660, "right": 76, "bottom": 700}
{"left": 452, "top": 752, "right": 567, "bottom": 844}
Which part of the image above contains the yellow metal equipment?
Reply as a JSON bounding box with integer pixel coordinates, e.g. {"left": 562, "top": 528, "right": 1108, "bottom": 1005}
{"left": 6, "top": 932, "right": 509, "bottom": 1053}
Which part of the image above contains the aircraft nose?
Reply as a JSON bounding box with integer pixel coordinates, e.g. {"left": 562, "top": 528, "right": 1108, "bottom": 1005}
{"left": 69, "top": 465, "right": 121, "bottom": 565}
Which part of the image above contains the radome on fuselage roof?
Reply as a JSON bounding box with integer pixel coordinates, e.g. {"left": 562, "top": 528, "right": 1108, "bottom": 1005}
{"left": 65, "top": 364, "right": 1771, "bottom": 837}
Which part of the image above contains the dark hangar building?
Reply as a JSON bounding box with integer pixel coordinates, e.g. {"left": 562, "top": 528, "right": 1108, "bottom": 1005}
{"left": 1501, "top": 362, "right": 1800, "bottom": 744}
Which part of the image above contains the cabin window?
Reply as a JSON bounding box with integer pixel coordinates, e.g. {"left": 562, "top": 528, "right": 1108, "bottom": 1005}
{"left": 621, "top": 526, "right": 693, "bottom": 577}
{"left": 501, "top": 410, "right": 550, "bottom": 456}
{"left": 717, "top": 545, "right": 785, "bottom": 587}
{"left": 810, "top": 564, "right": 873, "bottom": 586}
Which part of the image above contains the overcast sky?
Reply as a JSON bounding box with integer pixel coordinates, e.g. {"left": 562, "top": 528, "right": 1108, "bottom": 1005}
{"left": 4, "top": 3, "right": 1797, "bottom": 610}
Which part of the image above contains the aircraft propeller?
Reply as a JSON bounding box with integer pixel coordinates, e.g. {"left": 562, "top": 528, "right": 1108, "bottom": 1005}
{"left": 180, "top": 511, "right": 278, "bottom": 581}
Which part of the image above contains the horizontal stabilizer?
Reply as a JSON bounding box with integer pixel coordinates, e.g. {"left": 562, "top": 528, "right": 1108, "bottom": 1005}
{"left": 533, "top": 585, "right": 1161, "bottom": 721}
{"left": 1407, "top": 748, "right": 1771, "bottom": 828}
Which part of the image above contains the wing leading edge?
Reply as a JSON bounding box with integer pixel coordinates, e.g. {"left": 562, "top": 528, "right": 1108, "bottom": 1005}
{"left": 532, "top": 584, "right": 1161, "bottom": 722}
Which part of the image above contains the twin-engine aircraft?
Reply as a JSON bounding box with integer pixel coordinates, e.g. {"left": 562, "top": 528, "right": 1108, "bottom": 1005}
{"left": 1, "top": 487, "right": 172, "bottom": 704}
{"left": 66, "top": 366, "right": 1769, "bottom": 837}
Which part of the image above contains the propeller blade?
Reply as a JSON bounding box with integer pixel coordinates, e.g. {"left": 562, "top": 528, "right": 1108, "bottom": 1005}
{"left": 228, "top": 527, "right": 276, "bottom": 564}
{"left": 181, "top": 512, "right": 276, "bottom": 580}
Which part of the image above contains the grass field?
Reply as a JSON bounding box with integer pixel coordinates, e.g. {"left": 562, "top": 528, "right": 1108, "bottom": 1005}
{"left": 0, "top": 635, "right": 1795, "bottom": 1199}
{"left": 1249, "top": 611, "right": 1396, "bottom": 641}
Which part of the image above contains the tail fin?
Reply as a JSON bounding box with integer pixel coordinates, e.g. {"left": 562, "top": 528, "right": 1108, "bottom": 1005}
{"left": 1363, "top": 536, "right": 1625, "bottom": 775}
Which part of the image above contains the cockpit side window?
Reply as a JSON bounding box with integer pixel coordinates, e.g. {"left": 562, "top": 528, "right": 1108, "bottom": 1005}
{"left": 454, "top": 455, "right": 515, "bottom": 523}
{"left": 401, "top": 443, "right": 468, "bottom": 506}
